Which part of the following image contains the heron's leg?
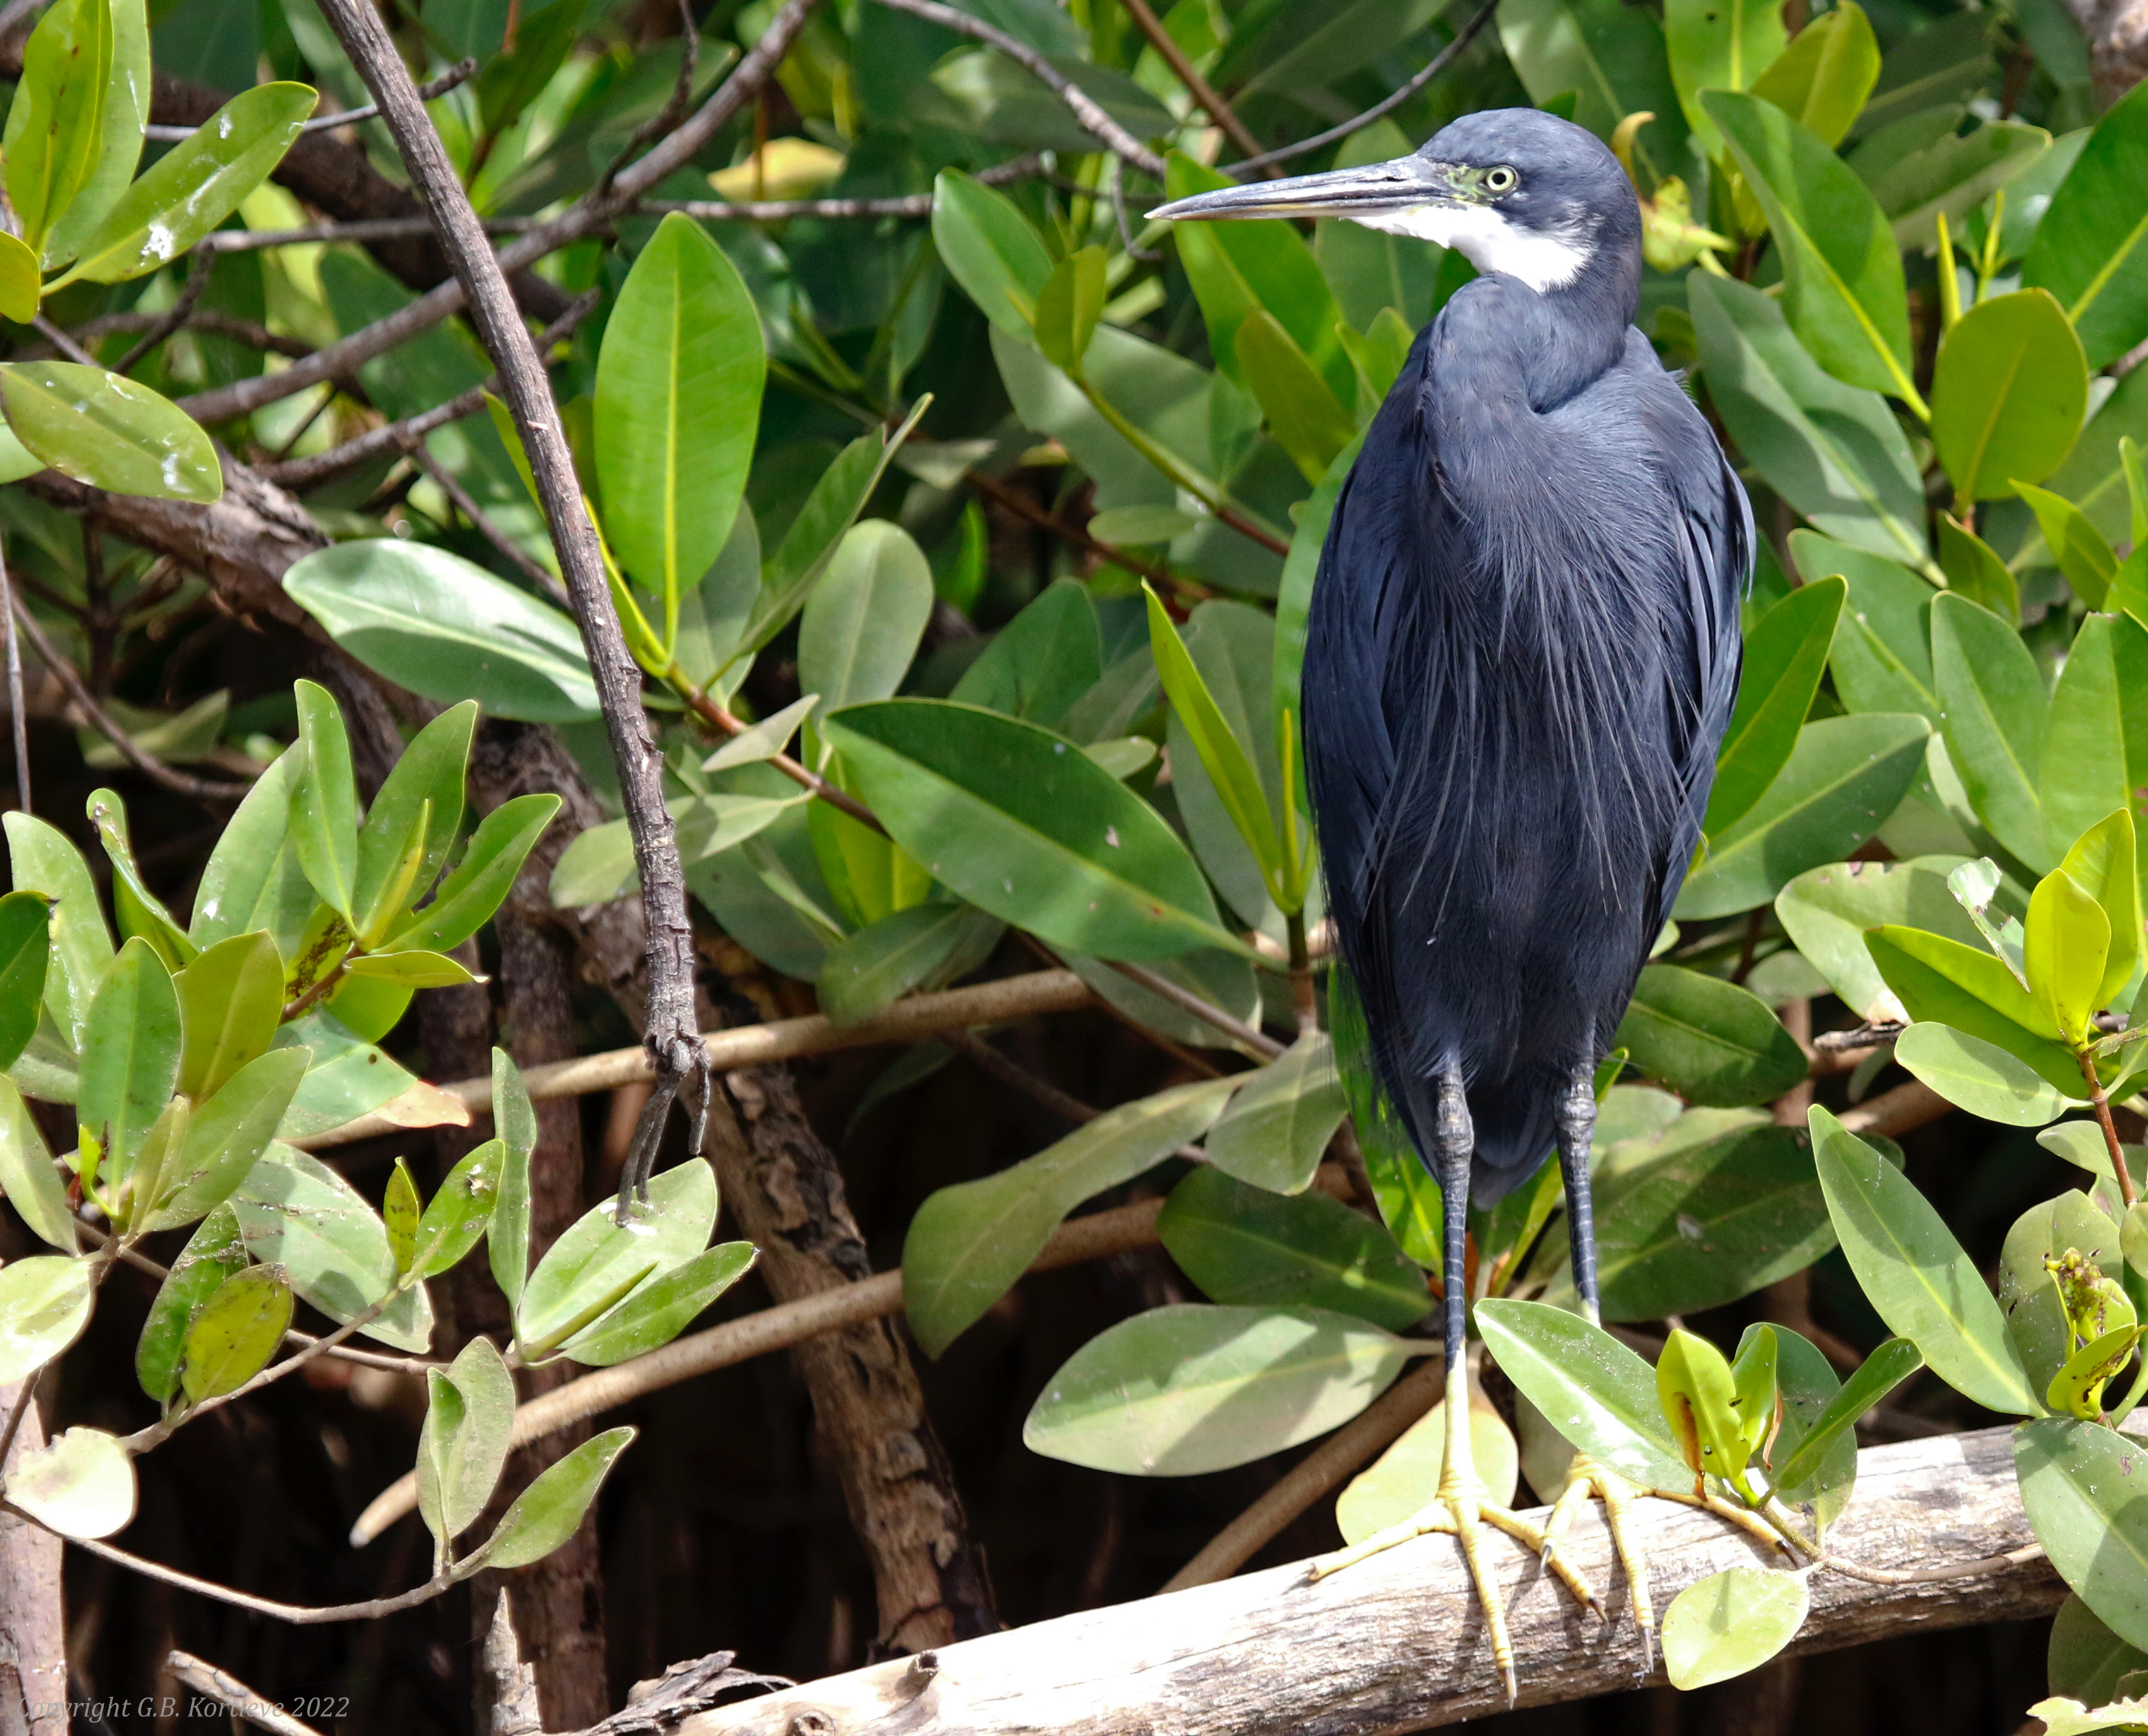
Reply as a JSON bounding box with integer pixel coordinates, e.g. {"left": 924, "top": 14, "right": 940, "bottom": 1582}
{"left": 1537, "top": 1062, "right": 1657, "bottom": 1663}
{"left": 1306, "top": 1061, "right": 1585, "bottom": 1703}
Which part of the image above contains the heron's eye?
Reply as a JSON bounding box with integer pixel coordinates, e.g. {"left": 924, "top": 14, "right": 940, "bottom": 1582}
{"left": 1484, "top": 166, "right": 1519, "bottom": 194}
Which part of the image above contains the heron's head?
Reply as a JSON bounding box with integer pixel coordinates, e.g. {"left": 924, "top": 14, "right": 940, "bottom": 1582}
{"left": 1147, "top": 109, "right": 1637, "bottom": 296}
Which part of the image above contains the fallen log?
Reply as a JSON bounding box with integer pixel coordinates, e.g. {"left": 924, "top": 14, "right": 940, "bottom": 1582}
{"left": 682, "top": 1424, "right": 2060, "bottom": 1736}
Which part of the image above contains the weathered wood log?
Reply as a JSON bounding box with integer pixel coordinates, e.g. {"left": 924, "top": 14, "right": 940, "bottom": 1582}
{"left": 683, "top": 1425, "right": 2060, "bottom": 1736}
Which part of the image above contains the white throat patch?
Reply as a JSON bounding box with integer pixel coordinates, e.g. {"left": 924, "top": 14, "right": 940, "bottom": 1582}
{"left": 1351, "top": 203, "right": 1592, "bottom": 292}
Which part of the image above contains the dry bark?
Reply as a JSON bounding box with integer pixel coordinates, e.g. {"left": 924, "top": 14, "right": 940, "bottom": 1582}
{"left": 680, "top": 1425, "right": 2057, "bottom": 1736}
{"left": 0, "top": 1386, "right": 66, "bottom": 1736}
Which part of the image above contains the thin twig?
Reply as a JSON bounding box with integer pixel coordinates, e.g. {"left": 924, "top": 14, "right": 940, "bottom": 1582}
{"left": 872, "top": 0, "right": 1169, "bottom": 178}
{"left": 599, "top": 0, "right": 708, "bottom": 196}
{"left": 260, "top": 289, "right": 598, "bottom": 491}
{"left": 114, "top": 251, "right": 217, "bottom": 377}
{"left": 178, "top": 0, "right": 826, "bottom": 428}
{"left": 9, "top": 1509, "right": 460, "bottom": 1623}
{"left": 5, "top": 593, "right": 253, "bottom": 802}
{"left": 679, "top": 687, "right": 887, "bottom": 832}
{"left": 1, "top": 536, "right": 28, "bottom": 810}
{"left": 413, "top": 446, "right": 573, "bottom": 609}
{"left": 32, "top": 315, "right": 97, "bottom": 366}
{"left": 963, "top": 467, "right": 1204, "bottom": 598}
{"left": 196, "top": 215, "right": 541, "bottom": 253}
{"left": 44, "top": 309, "right": 313, "bottom": 362}
{"left": 1116, "top": 0, "right": 1272, "bottom": 172}
{"left": 167, "top": 1651, "right": 326, "bottom": 1736}
{"left": 645, "top": 153, "right": 1044, "bottom": 221}
{"left": 143, "top": 61, "right": 480, "bottom": 141}
{"left": 1111, "top": 959, "right": 1284, "bottom": 1059}
{"left": 1226, "top": 0, "right": 1500, "bottom": 175}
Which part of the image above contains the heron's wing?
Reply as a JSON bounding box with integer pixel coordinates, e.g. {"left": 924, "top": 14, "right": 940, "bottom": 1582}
{"left": 1651, "top": 433, "right": 1753, "bottom": 933}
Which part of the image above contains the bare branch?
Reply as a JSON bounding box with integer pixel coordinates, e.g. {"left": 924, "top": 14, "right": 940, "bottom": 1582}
{"left": 143, "top": 59, "right": 480, "bottom": 141}
{"left": 867, "top": 0, "right": 1167, "bottom": 177}
{"left": 167, "top": 1652, "right": 326, "bottom": 1736}
{"left": 198, "top": 215, "right": 540, "bottom": 253}
{"left": 412, "top": 446, "right": 573, "bottom": 609}
{"left": 1116, "top": 0, "right": 1272, "bottom": 173}
{"left": 113, "top": 250, "right": 215, "bottom": 377}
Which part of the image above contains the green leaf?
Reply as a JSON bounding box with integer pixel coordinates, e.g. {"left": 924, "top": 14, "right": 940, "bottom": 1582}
{"left": 1032, "top": 245, "right": 1106, "bottom": 375}
{"left": 419, "top": 1335, "right": 515, "bottom": 1547}
{"left": 0, "top": 362, "right": 219, "bottom": 502}
{"left": 2017, "top": 1415, "right": 2148, "bottom": 1652}
{"left": 288, "top": 680, "right": 357, "bottom": 920}
{"left": 283, "top": 542, "right": 599, "bottom": 723}
{"left": 1705, "top": 576, "right": 1846, "bottom": 834}
{"left": 2044, "top": 621, "right": 2148, "bottom": 902}
{"left": 0, "top": 233, "right": 35, "bottom": 328}
{"left": 2028, "top": 868, "right": 2109, "bottom": 1045}
{"left": 1811, "top": 1105, "right": 2042, "bottom": 1415}
{"left": 2049, "top": 1595, "right": 2148, "bottom": 1708}
{"left": 141, "top": 1046, "right": 302, "bottom": 1234}
{"left": 1896, "top": 1021, "right": 2076, "bottom": 1124}
{"left": 57, "top": 83, "right": 315, "bottom": 285}
{"left": 172, "top": 932, "right": 281, "bottom": 1103}
{"left": 1751, "top": 3, "right": 1880, "bottom": 150}
{"left": 798, "top": 521, "right": 934, "bottom": 730}
{"left": 1866, "top": 926, "right": 2084, "bottom": 1093}
{"left": 518, "top": 1160, "right": 715, "bottom": 1355}
{"left": 1275, "top": 436, "right": 1363, "bottom": 722}
{"left": 595, "top": 213, "right": 763, "bottom": 617}
{"left": 232, "top": 1143, "right": 433, "bottom": 1351}
{"left": 816, "top": 903, "right": 1002, "bottom": 1025}
{"left": 1022, "top": 1302, "right": 1411, "bottom": 1476}
{"left": 1473, "top": 1298, "right": 1691, "bottom": 1490}
{"left": 1662, "top": 1568, "right": 1810, "bottom": 1690}
{"left": 177, "top": 1263, "right": 291, "bottom": 1404}
{"left": 1932, "top": 290, "right": 2089, "bottom": 503}
{"left": 0, "top": 1079, "right": 71, "bottom": 1251}
{"left": 489, "top": 1050, "right": 535, "bottom": 1317}
{"left": 823, "top": 700, "right": 1246, "bottom": 961}
{"left": 1203, "top": 1032, "right": 1347, "bottom": 1194}
{"left": 2015, "top": 482, "right": 2118, "bottom": 607}
{"left": 1769, "top": 1335, "right": 1921, "bottom": 1493}
{"left": 411, "top": 1139, "right": 501, "bottom": 1280}
{"left": 556, "top": 1241, "right": 756, "bottom": 1367}
{"left": 1703, "top": 89, "right": 1919, "bottom": 406}
{"left": 41, "top": 0, "right": 146, "bottom": 270}
{"left": 83, "top": 789, "right": 191, "bottom": 971}
{"left": 2022, "top": 80, "right": 2148, "bottom": 371}
{"left": 76, "top": 935, "right": 179, "bottom": 1187}
{"left": 1775, "top": 855, "right": 1976, "bottom": 1021}
{"left": 1860, "top": 119, "right": 2052, "bottom": 253}
{"left": 1147, "top": 588, "right": 1283, "bottom": 899}
{"left": 950, "top": 581, "right": 1104, "bottom": 728}
{"left": 1794, "top": 532, "right": 1940, "bottom": 720}
{"left": 1615, "top": 965, "right": 1809, "bottom": 1107}
{"left": 354, "top": 702, "right": 474, "bottom": 943}
{"left": 1692, "top": 273, "right": 1933, "bottom": 562}
{"left": 1496, "top": 0, "right": 1686, "bottom": 184}
{"left": 2058, "top": 809, "right": 2141, "bottom": 1004}
{"left": 135, "top": 1204, "right": 245, "bottom": 1404}
{"left": 4, "top": 812, "right": 110, "bottom": 1049}
{"left": 703, "top": 693, "right": 818, "bottom": 773}
{"left": 6, "top": 1426, "right": 134, "bottom": 1540}
{"left": 479, "top": 1425, "right": 635, "bottom": 1570}
{"left": 188, "top": 749, "right": 309, "bottom": 954}
{"left": 268, "top": 1012, "right": 416, "bottom": 1138}
{"left": 1936, "top": 514, "right": 2022, "bottom": 623}
{"left": 0, "top": 893, "right": 50, "bottom": 1074}
{"left": 3, "top": 0, "right": 111, "bottom": 253}
{"left": 383, "top": 794, "right": 559, "bottom": 955}
{"left": 0, "top": 1254, "right": 94, "bottom": 1383}
{"left": 903, "top": 1077, "right": 1237, "bottom": 1358}
{"left": 1337, "top": 1389, "right": 1519, "bottom": 1541}
{"left": 342, "top": 949, "right": 480, "bottom": 990}
{"left": 1665, "top": 0, "right": 1786, "bottom": 159}
{"left": 931, "top": 168, "right": 1052, "bottom": 336}
{"left": 1158, "top": 1167, "right": 1429, "bottom": 1330}
{"left": 1931, "top": 592, "right": 2052, "bottom": 874}
{"left": 1657, "top": 1326, "right": 1749, "bottom": 1489}
{"left": 1234, "top": 309, "right": 1356, "bottom": 485}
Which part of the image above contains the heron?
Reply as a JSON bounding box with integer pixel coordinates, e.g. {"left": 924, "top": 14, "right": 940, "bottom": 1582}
{"left": 1150, "top": 109, "right": 1750, "bottom": 1696}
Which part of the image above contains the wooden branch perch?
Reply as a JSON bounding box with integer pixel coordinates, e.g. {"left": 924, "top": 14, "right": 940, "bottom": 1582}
{"left": 683, "top": 1425, "right": 2058, "bottom": 1736}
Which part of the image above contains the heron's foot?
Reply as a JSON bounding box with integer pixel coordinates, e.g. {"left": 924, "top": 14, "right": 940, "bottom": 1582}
{"left": 1307, "top": 1482, "right": 1592, "bottom": 1705}
{"left": 1542, "top": 1453, "right": 1651, "bottom": 1668}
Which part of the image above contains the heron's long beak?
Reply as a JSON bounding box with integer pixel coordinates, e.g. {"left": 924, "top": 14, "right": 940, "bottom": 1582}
{"left": 1145, "top": 156, "right": 1472, "bottom": 223}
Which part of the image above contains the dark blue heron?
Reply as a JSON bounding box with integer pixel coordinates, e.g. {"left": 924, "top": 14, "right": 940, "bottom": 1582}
{"left": 1152, "top": 108, "right": 1750, "bottom": 1693}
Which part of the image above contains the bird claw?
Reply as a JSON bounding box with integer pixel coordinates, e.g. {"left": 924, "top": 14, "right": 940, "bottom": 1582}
{"left": 1546, "top": 1453, "right": 1654, "bottom": 1672}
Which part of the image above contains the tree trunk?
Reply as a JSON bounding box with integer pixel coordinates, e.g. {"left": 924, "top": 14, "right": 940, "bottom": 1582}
{"left": 0, "top": 1384, "right": 68, "bottom": 1736}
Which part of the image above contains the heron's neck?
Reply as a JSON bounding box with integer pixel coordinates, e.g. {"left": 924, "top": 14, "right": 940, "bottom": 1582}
{"left": 1443, "top": 244, "right": 1638, "bottom": 410}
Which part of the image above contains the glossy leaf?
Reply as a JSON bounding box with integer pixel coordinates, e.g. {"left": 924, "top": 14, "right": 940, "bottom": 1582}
{"left": 798, "top": 521, "right": 934, "bottom": 727}
{"left": 1936, "top": 514, "right": 2021, "bottom": 623}
{"left": 2027, "top": 868, "right": 2109, "bottom": 1044}
{"left": 1706, "top": 90, "right": 1916, "bottom": 404}
{"left": 85, "top": 787, "right": 192, "bottom": 969}
{"left": 2015, "top": 482, "right": 2118, "bottom": 607}
{"left": 1750, "top": 3, "right": 1880, "bottom": 149}
{"left": 1931, "top": 592, "right": 2052, "bottom": 875}
{"left": 1665, "top": 0, "right": 1785, "bottom": 158}
{"left": 489, "top": 1050, "right": 535, "bottom": 1317}
{"left": 3, "top": 0, "right": 110, "bottom": 253}
{"left": 1159, "top": 1167, "right": 1429, "bottom": 1330}
{"left": 2043, "top": 620, "right": 2148, "bottom": 893}
{"left": 41, "top": 0, "right": 146, "bottom": 268}
{"left": 178, "top": 1263, "right": 291, "bottom": 1404}
{"left": 4, "top": 811, "right": 110, "bottom": 1047}
{"left": 353, "top": 702, "right": 474, "bottom": 941}
{"left": 7, "top": 1427, "right": 135, "bottom": 1541}
{"left": 2023, "top": 80, "right": 2148, "bottom": 371}
{"left": 0, "top": 893, "right": 50, "bottom": 1073}
{"left": 1023, "top": 1302, "right": 1411, "bottom": 1476}
{"left": 817, "top": 903, "right": 1001, "bottom": 1025}
{"left": 172, "top": 932, "right": 282, "bottom": 1103}
{"left": 1032, "top": 246, "right": 1106, "bottom": 375}
{"left": 1236, "top": 309, "right": 1355, "bottom": 484}
{"left": 58, "top": 83, "right": 315, "bottom": 284}
{"left": 135, "top": 1205, "right": 246, "bottom": 1404}
{"left": 418, "top": 1336, "right": 515, "bottom": 1547}
{"left": 1811, "top": 1105, "right": 2041, "bottom": 1415}
{"left": 2017, "top": 1416, "right": 2148, "bottom": 1652}
{"left": 518, "top": 1160, "right": 715, "bottom": 1355}
{"left": 903, "top": 1077, "right": 1237, "bottom": 1358}
{"left": 0, "top": 1255, "right": 94, "bottom": 1383}
{"left": 1896, "top": 1021, "right": 2075, "bottom": 1124}
{"left": 949, "top": 581, "right": 1104, "bottom": 728}
{"left": 1775, "top": 855, "right": 1976, "bottom": 1021}
{"left": 232, "top": 1144, "right": 433, "bottom": 1352}
{"left": 556, "top": 1241, "right": 756, "bottom": 1366}
{"left": 1861, "top": 119, "right": 2051, "bottom": 253}
{"left": 595, "top": 212, "right": 763, "bottom": 613}
{"left": 1705, "top": 576, "right": 1845, "bottom": 833}
{"left": 2048, "top": 1595, "right": 2148, "bottom": 1709}
{"left": 1866, "top": 926, "right": 2083, "bottom": 1094}
{"left": 412, "top": 1139, "right": 501, "bottom": 1280}
{"left": 480, "top": 1426, "right": 635, "bottom": 1569}
{"left": 0, "top": 235, "right": 35, "bottom": 325}
{"left": 931, "top": 168, "right": 1051, "bottom": 335}
{"left": 824, "top": 700, "right": 1243, "bottom": 961}
{"left": 0, "top": 362, "right": 219, "bottom": 502}
{"left": 77, "top": 936, "right": 179, "bottom": 1186}
{"left": 285, "top": 542, "right": 597, "bottom": 723}
{"left": 1337, "top": 1387, "right": 1520, "bottom": 1542}
{"left": 1203, "top": 1032, "right": 1347, "bottom": 1194}
{"left": 288, "top": 680, "right": 357, "bottom": 919}
{"left": 1932, "top": 290, "right": 2089, "bottom": 502}
{"left": 1662, "top": 1569, "right": 1809, "bottom": 1690}
{"left": 1688, "top": 273, "right": 1927, "bottom": 565}
{"left": 188, "top": 750, "right": 309, "bottom": 954}
{"left": 1616, "top": 965, "right": 1809, "bottom": 1107}
{"left": 383, "top": 794, "right": 559, "bottom": 954}
{"left": 1147, "top": 587, "right": 1282, "bottom": 900}
{"left": 0, "top": 1079, "right": 71, "bottom": 1252}
{"left": 1769, "top": 1335, "right": 1921, "bottom": 1493}
{"left": 143, "top": 1045, "right": 305, "bottom": 1234}
{"left": 1474, "top": 1298, "right": 1692, "bottom": 1490}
